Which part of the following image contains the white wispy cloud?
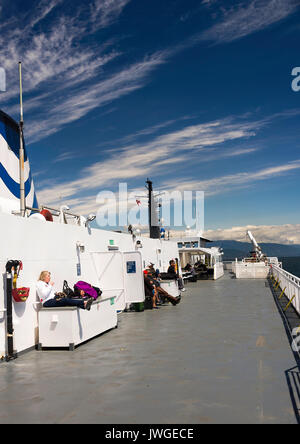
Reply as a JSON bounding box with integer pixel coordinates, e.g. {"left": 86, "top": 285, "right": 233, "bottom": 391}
{"left": 1, "top": 0, "right": 297, "bottom": 145}
{"left": 204, "top": 224, "right": 300, "bottom": 244}
{"left": 34, "top": 111, "right": 299, "bottom": 215}
{"left": 53, "top": 151, "right": 82, "bottom": 163}
{"left": 201, "top": 0, "right": 299, "bottom": 43}
{"left": 0, "top": 0, "right": 180, "bottom": 144}
{"left": 162, "top": 159, "right": 300, "bottom": 196}
{"left": 24, "top": 51, "right": 167, "bottom": 142}
{"left": 34, "top": 115, "right": 257, "bottom": 209}
{"left": 26, "top": 0, "right": 64, "bottom": 29}
{"left": 0, "top": 0, "right": 131, "bottom": 122}
{"left": 90, "top": 0, "right": 131, "bottom": 30}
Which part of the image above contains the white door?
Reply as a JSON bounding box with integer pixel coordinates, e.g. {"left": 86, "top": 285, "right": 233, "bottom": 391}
{"left": 123, "top": 252, "right": 145, "bottom": 304}
{"left": 90, "top": 252, "right": 126, "bottom": 311}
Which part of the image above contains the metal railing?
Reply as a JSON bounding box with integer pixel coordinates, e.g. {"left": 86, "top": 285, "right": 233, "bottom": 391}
{"left": 25, "top": 205, "right": 82, "bottom": 222}
{"left": 270, "top": 264, "right": 300, "bottom": 315}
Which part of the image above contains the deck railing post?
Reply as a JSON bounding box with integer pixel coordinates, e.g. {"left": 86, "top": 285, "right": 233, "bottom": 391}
{"left": 284, "top": 295, "right": 296, "bottom": 312}
{"left": 279, "top": 287, "right": 286, "bottom": 299}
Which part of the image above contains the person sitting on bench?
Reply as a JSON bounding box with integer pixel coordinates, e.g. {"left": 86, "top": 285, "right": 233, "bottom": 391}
{"left": 183, "top": 263, "right": 196, "bottom": 276}
{"left": 144, "top": 273, "right": 160, "bottom": 309}
{"left": 183, "top": 263, "right": 197, "bottom": 282}
{"left": 145, "top": 269, "right": 181, "bottom": 306}
{"left": 36, "top": 271, "right": 93, "bottom": 310}
{"left": 194, "top": 261, "right": 209, "bottom": 278}
{"left": 168, "top": 260, "right": 185, "bottom": 292}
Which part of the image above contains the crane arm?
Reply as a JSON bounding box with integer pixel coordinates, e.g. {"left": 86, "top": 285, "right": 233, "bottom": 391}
{"left": 247, "top": 230, "right": 264, "bottom": 259}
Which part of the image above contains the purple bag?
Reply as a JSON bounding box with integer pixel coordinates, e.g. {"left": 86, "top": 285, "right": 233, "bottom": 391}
{"left": 74, "top": 281, "right": 99, "bottom": 300}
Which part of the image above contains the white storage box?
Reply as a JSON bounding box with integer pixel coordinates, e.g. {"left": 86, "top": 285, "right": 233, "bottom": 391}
{"left": 38, "top": 296, "right": 117, "bottom": 350}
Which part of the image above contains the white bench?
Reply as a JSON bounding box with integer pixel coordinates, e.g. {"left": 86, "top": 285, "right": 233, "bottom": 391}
{"left": 38, "top": 296, "right": 118, "bottom": 350}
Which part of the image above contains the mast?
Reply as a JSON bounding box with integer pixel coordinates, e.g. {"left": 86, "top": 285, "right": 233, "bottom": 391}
{"left": 146, "top": 178, "right": 160, "bottom": 239}
{"left": 19, "top": 61, "right": 26, "bottom": 217}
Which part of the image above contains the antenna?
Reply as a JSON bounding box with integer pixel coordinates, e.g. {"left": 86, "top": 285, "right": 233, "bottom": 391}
{"left": 19, "top": 62, "right": 26, "bottom": 217}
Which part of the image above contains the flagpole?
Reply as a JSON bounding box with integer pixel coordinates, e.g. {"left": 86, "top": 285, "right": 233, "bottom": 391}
{"left": 19, "top": 61, "right": 26, "bottom": 217}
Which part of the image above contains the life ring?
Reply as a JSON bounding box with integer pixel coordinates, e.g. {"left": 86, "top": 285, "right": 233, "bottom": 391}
{"left": 40, "top": 209, "right": 53, "bottom": 222}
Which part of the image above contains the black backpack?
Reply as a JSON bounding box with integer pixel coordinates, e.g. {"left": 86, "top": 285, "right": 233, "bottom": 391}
{"left": 62, "top": 280, "right": 76, "bottom": 298}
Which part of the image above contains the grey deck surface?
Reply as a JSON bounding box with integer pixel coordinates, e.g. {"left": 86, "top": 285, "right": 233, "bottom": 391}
{"left": 0, "top": 272, "right": 299, "bottom": 424}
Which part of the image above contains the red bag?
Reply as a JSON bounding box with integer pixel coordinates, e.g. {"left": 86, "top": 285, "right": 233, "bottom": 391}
{"left": 12, "top": 287, "right": 30, "bottom": 303}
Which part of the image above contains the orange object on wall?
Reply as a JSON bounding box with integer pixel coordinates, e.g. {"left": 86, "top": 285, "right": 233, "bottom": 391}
{"left": 12, "top": 287, "right": 30, "bottom": 303}
{"left": 40, "top": 209, "right": 53, "bottom": 222}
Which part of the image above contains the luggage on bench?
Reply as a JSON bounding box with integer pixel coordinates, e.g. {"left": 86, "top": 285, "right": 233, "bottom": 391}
{"left": 62, "top": 280, "right": 102, "bottom": 300}
{"left": 74, "top": 281, "right": 102, "bottom": 300}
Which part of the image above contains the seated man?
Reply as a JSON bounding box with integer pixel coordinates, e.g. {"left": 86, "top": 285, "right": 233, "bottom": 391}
{"left": 144, "top": 273, "right": 160, "bottom": 309}
{"left": 183, "top": 263, "right": 197, "bottom": 282}
{"left": 183, "top": 263, "right": 196, "bottom": 275}
{"left": 144, "top": 270, "right": 181, "bottom": 305}
{"left": 167, "top": 260, "right": 186, "bottom": 292}
{"left": 156, "top": 285, "right": 181, "bottom": 306}
{"left": 145, "top": 269, "right": 181, "bottom": 306}
{"left": 194, "top": 261, "right": 209, "bottom": 278}
{"left": 195, "top": 261, "right": 206, "bottom": 271}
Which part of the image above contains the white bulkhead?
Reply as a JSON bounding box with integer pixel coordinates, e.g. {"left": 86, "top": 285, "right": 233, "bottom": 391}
{"left": 0, "top": 110, "right": 180, "bottom": 357}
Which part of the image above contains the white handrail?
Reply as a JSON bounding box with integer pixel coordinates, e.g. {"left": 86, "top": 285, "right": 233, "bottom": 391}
{"left": 271, "top": 264, "right": 300, "bottom": 315}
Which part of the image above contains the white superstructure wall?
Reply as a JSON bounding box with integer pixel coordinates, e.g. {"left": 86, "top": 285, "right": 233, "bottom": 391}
{"left": 0, "top": 212, "right": 179, "bottom": 356}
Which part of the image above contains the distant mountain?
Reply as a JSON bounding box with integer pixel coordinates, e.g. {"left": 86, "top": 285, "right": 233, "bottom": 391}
{"left": 209, "top": 240, "right": 300, "bottom": 260}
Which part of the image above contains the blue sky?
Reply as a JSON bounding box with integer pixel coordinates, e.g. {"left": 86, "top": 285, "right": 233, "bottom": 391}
{"left": 0, "top": 0, "right": 300, "bottom": 243}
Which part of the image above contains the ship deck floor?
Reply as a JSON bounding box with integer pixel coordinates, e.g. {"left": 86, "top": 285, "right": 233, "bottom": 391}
{"left": 0, "top": 271, "right": 299, "bottom": 424}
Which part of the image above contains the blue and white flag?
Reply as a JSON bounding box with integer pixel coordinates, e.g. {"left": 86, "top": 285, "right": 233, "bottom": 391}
{"left": 0, "top": 110, "right": 38, "bottom": 213}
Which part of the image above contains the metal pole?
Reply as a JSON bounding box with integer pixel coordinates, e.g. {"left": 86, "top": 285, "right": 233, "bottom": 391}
{"left": 146, "top": 179, "right": 152, "bottom": 236}
{"left": 6, "top": 271, "right": 14, "bottom": 360}
{"left": 5, "top": 260, "right": 18, "bottom": 361}
{"left": 146, "top": 179, "right": 160, "bottom": 239}
{"left": 19, "top": 62, "right": 26, "bottom": 217}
